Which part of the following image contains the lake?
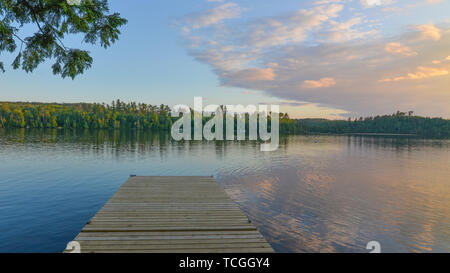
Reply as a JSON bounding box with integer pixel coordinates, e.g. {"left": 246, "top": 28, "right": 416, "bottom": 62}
{"left": 0, "top": 129, "right": 449, "bottom": 253}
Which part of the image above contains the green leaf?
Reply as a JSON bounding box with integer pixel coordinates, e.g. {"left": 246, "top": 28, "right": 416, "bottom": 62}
{"left": 12, "top": 52, "right": 22, "bottom": 70}
{"left": 0, "top": 0, "right": 127, "bottom": 79}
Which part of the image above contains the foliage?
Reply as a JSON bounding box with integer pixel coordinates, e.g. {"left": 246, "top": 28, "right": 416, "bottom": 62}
{"left": 0, "top": 100, "right": 173, "bottom": 130}
{"left": 1, "top": 103, "right": 450, "bottom": 138}
{"left": 0, "top": 0, "right": 127, "bottom": 78}
{"left": 285, "top": 111, "right": 450, "bottom": 138}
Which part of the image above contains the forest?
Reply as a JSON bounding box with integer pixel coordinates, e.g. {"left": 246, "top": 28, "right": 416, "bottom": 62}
{"left": 1, "top": 101, "right": 450, "bottom": 138}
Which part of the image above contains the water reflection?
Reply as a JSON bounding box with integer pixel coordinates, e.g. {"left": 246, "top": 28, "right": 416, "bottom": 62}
{"left": 0, "top": 129, "right": 449, "bottom": 252}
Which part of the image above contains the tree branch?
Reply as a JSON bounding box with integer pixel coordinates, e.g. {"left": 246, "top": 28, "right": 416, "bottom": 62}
{"left": 20, "top": 0, "right": 68, "bottom": 51}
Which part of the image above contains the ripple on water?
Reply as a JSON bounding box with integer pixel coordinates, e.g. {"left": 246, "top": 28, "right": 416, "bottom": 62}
{"left": 0, "top": 130, "right": 449, "bottom": 253}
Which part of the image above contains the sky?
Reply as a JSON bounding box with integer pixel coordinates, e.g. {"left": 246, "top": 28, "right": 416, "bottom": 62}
{"left": 1, "top": 0, "right": 450, "bottom": 119}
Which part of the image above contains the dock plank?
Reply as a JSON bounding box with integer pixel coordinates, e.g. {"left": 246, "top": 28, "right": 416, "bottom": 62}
{"left": 65, "top": 176, "right": 274, "bottom": 253}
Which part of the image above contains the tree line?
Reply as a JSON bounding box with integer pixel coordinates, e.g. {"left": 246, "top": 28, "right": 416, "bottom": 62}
{"left": 287, "top": 111, "right": 450, "bottom": 138}
{"left": 1, "top": 102, "right": 450, "bottom": 138}
{"left": 0, "top": 100, "right": 172, "bottom": 130}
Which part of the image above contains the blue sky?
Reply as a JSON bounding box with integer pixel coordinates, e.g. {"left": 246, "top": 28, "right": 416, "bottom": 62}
{"left": 1, "top": 0, "right": 450, "bottom": 118}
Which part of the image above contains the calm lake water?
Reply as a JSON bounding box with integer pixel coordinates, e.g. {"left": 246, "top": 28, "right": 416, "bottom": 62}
{"left": 0, "top": 129, "right": 449, "bottom": 253}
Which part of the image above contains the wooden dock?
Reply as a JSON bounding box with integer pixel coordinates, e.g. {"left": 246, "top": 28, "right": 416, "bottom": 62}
{"left": 65, "top": 176, "right": 274, "bottom": 253}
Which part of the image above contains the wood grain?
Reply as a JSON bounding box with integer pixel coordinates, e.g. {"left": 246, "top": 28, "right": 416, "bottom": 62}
{"left": 64, "top": 176, "right": 274, "bottom": 253}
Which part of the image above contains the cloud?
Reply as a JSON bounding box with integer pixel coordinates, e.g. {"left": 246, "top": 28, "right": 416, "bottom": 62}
{"left": 241, "top": 90, "right": 258, "bottom": 95}
{"left": 417, "top": 24, "right": 442, "bottom": 40}
{"left": 314, "top": 0, "right": 346, "bottom": 4}
{"left": 319, "top": 17, "right": 378, "bottom": 42}
{"left": 390, "top": 0, "right": 446, "bottom": 13}
{"left": 360, "top": 0, "right": 395, "bottom": 8}
{"left": 179, "top": 2, "right": 450, "bottom": 118}
{"left": 302, "top": 78, "right": 337, "bottom": 88}
{"left": 227, "top": 68, "right": 276, "bottom": 82}
{"left": 185, "top": 3, "right": 241, "bottom": 29}
{"left": 381, "top": 66, "right": 449, "bottom": 82}
{"left": 240, "top": 4, "right": 344, "bottom": 50}
{"left": 385, "top": 42, "right": 418, "bottom": 56}
{"left": 431, "top": 55, "right": 450, "bottom": 64}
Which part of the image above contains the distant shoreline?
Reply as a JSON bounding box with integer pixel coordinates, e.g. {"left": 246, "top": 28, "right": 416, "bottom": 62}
{"left": 1, "top": 101, "right": 450, "bottom": 139}
{"left": 342, "top": 133, "right": 417, "bottom": 136}
{"left": 0, "top": 127, "right": 438, "bottom": 139}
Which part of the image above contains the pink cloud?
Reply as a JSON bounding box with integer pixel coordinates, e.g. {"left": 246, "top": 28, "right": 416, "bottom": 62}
{"left": 425, "top": 0, "right": 444, "bottom": 4}
{"left": 302, "top": 78, "right": 337, "bottom": 88}
{"left": 385, "top": 42, "right": 418, "bottom": 56}
{"left": 381, "top": 66, "right": 449, "bottom": 82}
{"left": 417, "top": 24, "right": 442, "bottom": 41}
{"left": 229, "top": 68, "right": 276, "bottom": 81}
